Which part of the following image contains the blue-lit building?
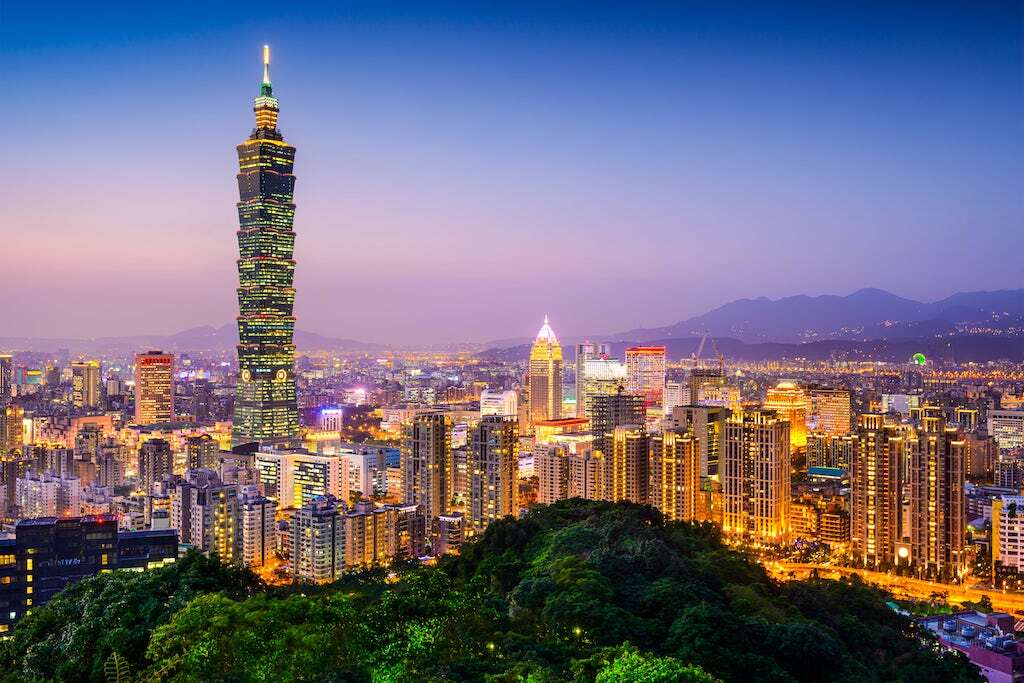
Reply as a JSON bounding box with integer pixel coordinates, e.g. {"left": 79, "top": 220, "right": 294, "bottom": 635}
{"left": 0, "top": 515, "right": 177, "bottom": 634}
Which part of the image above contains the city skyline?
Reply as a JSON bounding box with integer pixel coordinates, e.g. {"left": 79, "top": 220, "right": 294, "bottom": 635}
{"left": 3, "top": 2, "right": 1021, "bottom": 345}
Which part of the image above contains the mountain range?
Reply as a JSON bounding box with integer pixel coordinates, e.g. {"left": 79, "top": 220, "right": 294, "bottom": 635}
{"left": 4, "top": 288, "right": 1022, "bottom": 358}
{"left": 0, "top": 324, "right": 381, "bottom": 355}
{"left": 609, "top": 288, "right": 1024, "bottom": 343}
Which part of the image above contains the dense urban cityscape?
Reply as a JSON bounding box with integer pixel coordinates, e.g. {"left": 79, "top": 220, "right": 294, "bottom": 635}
{"left": 2, "top": 2, "right": 1021, "bottom": 681}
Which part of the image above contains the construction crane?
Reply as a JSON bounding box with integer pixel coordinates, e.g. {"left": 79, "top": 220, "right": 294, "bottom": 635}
{"left": 691, "top": 333, "right": 709, "bottom": 368}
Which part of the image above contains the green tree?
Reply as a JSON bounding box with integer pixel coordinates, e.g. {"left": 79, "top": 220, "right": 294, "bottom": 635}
{"left": 595, "top": 648, "right": 720, "bottom": 683}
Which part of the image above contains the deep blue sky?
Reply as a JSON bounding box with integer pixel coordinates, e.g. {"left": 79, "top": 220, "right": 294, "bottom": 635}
{"left": 2, "top": 1, "right": 1021, "bottom": 343}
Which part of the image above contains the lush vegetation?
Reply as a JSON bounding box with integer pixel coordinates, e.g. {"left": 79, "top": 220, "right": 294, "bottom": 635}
{"left": 1, "top": 500, "right": 980, "bottom": 682}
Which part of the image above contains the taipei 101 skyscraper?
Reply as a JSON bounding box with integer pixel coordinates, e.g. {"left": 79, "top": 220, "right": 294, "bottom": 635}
{"left": 232, "top": 45, "right": 301, "bottom": 447}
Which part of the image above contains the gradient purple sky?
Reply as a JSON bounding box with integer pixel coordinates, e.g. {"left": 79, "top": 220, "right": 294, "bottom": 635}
{"left": 3, "top": 2, "right": 1022, "bottom": 344}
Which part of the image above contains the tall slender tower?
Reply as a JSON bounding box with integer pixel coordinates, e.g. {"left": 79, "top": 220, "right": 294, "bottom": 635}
{"left": 528, "top": 316, "right": 563, "bottom": 426}
{"left": 233, "top": 45, "right": 301, "bottom": 447}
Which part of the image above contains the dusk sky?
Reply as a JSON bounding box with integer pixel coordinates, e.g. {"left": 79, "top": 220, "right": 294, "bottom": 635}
{"left": 3, "top": 1, "right": 1021, "bottom": 345}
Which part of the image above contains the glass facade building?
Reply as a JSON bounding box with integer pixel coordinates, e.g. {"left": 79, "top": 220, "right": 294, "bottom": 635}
{"left": 233, "top": 46, "right": 301, "bottom": 447}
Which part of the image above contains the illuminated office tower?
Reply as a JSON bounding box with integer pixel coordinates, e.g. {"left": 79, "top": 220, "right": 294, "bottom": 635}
{"left": 578, "top": 357, "right": 627, "bottom": 423}
{"left": 170, "top": 469, "right": 243, "bottom": 565}
{"left": 254, "top": 450, "right": 347, "bottom": 509}
{"left": 574, "top": 342, "right": 610, "bottom": 417}
{"left": 806, "top": 432, "right": 855, "bottom": 470}
{"left": 291, "top": 495, "right": 345, "bottom": 583}
{"left": 528, "top": 316, "right": 563, "bottom": 425}
{"left": 722, "top": 409, "right": 790, "bottom": 543}
{"left": 401, "top": 412, "right": 452, "bottom": 526}
{"left": 625, "top": 346, "right": 666, "bottom": 405}
{"left": 240, "top": 485, "right": 276, "bottom": 568}
{"left": 763, "top": 381, "right": 807, "bottom": 448}
{"left": 669, "top": 405, "right": 728, "bottom": 479}
{"left": 468, "top": 416, "right": 519, "bottom": 534}
{"left": 650, "top": 430, "right": 701, "bottom": 521}
{"left": 806, "top": 386, "right": 851, "bottom": 436}
{"left": 479, "top": 389, "right": 517, "bottom": 418}
{"left": 590, "top": 388, "right": 645, "bottom": 457}
{"left": 909, "top": 415, "right": 966, "bottom": 581}
{"left": 71, "top": 360, "right": 101, "bottom": 410}
{"left": 344, "top": 499, "right": 397, "bottom": 569}
{"left": 186, "top": 434, "right": 218, "bottom": 470}
{"left": 609, "top": 426, "right": 649, "bottom": 504}
{"left": 134, "top": 351, "right": 174, "bottom": 425}
{"left": 138, "top": 439, "right": 173, "bottom": 493}
{"left": 0, "top": 355, "right": 10, "bottom": 406}
{"left": 1, "top": 406, "right": 24, "bottom": 455}
{"left": 232, "top": 45, "right": 301, "bottom": 448}
{"left": 850, "top": 414, "right": 910, "bottom": 570}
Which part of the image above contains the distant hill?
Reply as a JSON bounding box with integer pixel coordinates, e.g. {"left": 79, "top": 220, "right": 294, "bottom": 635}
{"left": 478, "top": 334, "right": 1024, "bottom": 364}
{"left": 610, "top": 288, "right": 1024, "bottom": 343}
{"left": 0, "top": 323, "right": 382, "bottom": 355}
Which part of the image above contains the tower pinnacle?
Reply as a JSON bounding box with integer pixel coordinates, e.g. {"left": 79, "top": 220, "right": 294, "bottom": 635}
{"left": 262, "top": 44, "right": 271, "bottom": 85}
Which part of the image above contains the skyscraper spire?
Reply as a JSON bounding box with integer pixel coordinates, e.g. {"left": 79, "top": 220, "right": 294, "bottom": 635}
{"left": 253, "top": 45, "right": 279, "bottom": 132}
{"left": 259, "top": 44, "right": 274, "bottom": 99}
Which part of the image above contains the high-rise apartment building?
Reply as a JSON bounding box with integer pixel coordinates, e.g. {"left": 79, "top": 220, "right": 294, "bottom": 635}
{"left": 291, "top": 495, "right": 345, "bottom": 583}
{"left": 232, "top": 45, "right": 301, "bottom": 448}
{"left": 138, "top": 439, "right": 173, "bottom": 493}
{"left": 1, "top": 406, "right": 25, "bottom": 456}
{"left": 909, "top": 415, "right": 966, "bottom": 581}
{"left": 806, "top": 386, "right": 851, "bottom": 436}
{"left": 650, "top": 430, "right": 701, "bottom": 522}
{"left": 722, "top": 409, "right": 791, "bottom": 543}
{"left": 468, "top": 416, "right": 519, "bottom": 534}
{"left": 528, "top": 316, "right": 563, "bottom": 425}
{"left": 401, "top": 412, "right": 452, "bottom": 529}
{"left": 609, "top": 425, "right": 649, "bottom": 504}
{"left": 71, "top": 360, "right": 101, "bottom": 410}
{"left": 171, "top": 468, "right": 243, "bottom": 565}
{"left": 240, "top": 485, "right": 276, "bottom": 568}
{"left": 625, "top": 346, "right": 666, "bottom": 405}
{"left": 254, "top": 450, "right": 347, "bottom": 509}
{"left": 344, "top": 499, "right": 397, "bottom": 569}
{"left": 134, "top": 351, "right": 174, "bottom": 425}
{"left": 186, "top": 434, "right": 218, "bottom": 470}
{"left": 763, "top": 381, "right": 807, "bottom": 449}
{"left": 534, "top": 436, "right": 605, "bottom": 504}
{"left": 850, "top": 414, "right": 909, "bottom": 570}
{"left": 806, "top": 432, "right": 856, "bottom": 470}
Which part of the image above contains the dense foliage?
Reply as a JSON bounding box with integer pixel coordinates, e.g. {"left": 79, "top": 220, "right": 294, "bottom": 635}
{"left": 1, "top": 500, "right": 980, "bottom": 681}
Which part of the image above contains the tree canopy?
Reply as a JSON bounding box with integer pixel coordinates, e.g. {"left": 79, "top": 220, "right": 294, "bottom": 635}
{"left": 1, "top": 500, "right": 981, "bottom": 682}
